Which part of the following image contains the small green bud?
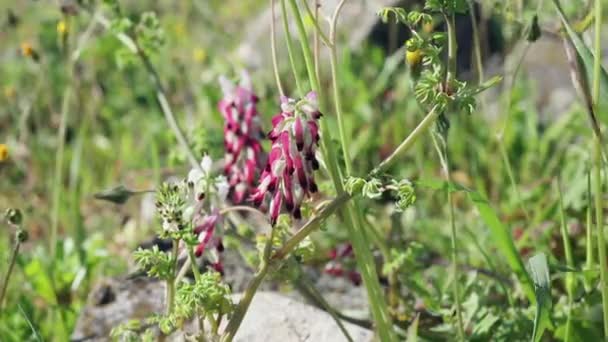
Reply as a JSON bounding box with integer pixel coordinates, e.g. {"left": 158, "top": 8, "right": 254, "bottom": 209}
{"left": 394, "top": 179, "right": 416, "bottom": 211}
{"left": 344, "top": 177, "right": 367, "bottom": 195}
{"left": 4, "top": 208, "right": 23, "bottom": 226}
{"left": 362, "top": 178, "right": 384, "bottom": 199}
{"left": 16, "top": 229, "right": 28, "bottom": 243}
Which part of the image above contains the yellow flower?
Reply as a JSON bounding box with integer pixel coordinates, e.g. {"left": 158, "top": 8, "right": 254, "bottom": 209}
{"left": 57, "top": 20, "right": 68, "bottom": 35}
{"left": 406, "top": 49, "right": 423, "bottom": 67}
{"left": 20, "top": 42, "right": 34, "bottom": 57}
{"left": 193, "top": 48, "right": 206, "bottom": 63}
{"left": 423, "top": 21, "right": 434, "bottom": 33}
{"left": 0, "top": 144, "right": 8, "bottom": 162}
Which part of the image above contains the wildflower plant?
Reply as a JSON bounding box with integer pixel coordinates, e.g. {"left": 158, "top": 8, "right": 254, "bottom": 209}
{"left": 252, "top": 92, "right": 322, "bottom": 225}
{"left": 76, "top": 0, "right": 552, "bottom": 341}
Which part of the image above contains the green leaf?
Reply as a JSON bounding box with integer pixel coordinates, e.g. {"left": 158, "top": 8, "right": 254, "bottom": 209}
{"left": 529, "top": 253, "right": 553, "bottom": 342}
{"left": 417, "top": 179, "right": 535, "bottom": 302}
{"left": 93, "top": 185, "right": 137, "bottom": 205}
{"left": 406, "top": 314, "right": 419, "bottom": 342}
{"left": 467, "top": 190, "right": 535, "bottom": 302}
{"left": 23, "top": 259, "right": 57, "bottom": 304}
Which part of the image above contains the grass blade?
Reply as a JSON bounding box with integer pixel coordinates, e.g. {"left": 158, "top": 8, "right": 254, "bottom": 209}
{"left": 417, "top": 179, "right": 535, "bottom": 302}
{"left": 529, "top": 253, "right": 553, "bottom": 342}
{"left": 552, "top": 0, "right": 608, "bottom": 128}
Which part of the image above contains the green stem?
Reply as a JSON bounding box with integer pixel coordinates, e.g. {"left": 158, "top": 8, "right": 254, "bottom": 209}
{"left": 557, "top": 177, "right": 574, "bottom": 341}
{"left": 595, "top": 138, "right": 608, "bottom": 339}
{"left": 444, "top": 12, "right": 457, "bottom": 87}
{"left": 585, "top": 171, "right": 594, "bottom": 291}
{"left": 498, "top": 141, "right": 531, "bottom": 221}
{"left": 166, "top": 241, "right": 179, "bottom": 316}
{"left": 372, "top": 105, "right": 440, "bottom": 176}
{"left": 432, "top": 134, "right": 464, "bottom": 340}
{"left": 187, "top": 246, "right": 202, "bottom": 283}
{"left": 281, "top": 0, "right": 304, "bottom": 96}
{"left": 286, "top": 3, "right": 396, "bottom": 340}
{"left": 0, "top": 238, "right": 21, "bottom": 309}
{"left": 287, "top": 0, "right": 319, "bottom": 92}
{"left": 592, "top": 0, "right": 608, "bottom": 338}
{"left": 50, "top": 85, "right": 72, "bottom": 257}
{"left": 328, "top": 10, "right": 353, "bottom": 175}
{"left": 92, "top": 13, "right": 200, "bottom": 170}
{"left": 270, "top": 0, "right": 285, "bottom": 97}
{"left": 221, "top": 228, "right": 275, "bottom": 341}
{"left": 447, "top": 166, "right": 464, "bottom": 340}
{"left": 277, "top": 104, "right": 441, "bottom": 260}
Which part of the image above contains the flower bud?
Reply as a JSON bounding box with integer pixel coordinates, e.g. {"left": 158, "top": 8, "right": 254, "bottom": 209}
{"left": 4, "top": 208, "right": 22, "bottom": 226}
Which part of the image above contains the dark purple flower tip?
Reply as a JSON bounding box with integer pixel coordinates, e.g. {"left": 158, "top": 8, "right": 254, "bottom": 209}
{"left": 348, "top": 271, "right": 362, "bottom": 286}
{"left": 211, "top": 261, "right": 224, "bottom": 275}
{"left": 311, "top": 158, "right": 319, "bottom": 170}
{"left": 309, "top": 181, "right": 318, "bottom": 193}
{"left": 293, "top": 207, "right": 301, "bottom": 219}
{"left": 216, "top": 240, "right": 225, "bottom": 253}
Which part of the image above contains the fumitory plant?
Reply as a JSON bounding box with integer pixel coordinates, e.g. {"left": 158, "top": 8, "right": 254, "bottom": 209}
{"left": 105, "top": 0, "right": 505, "bottom": 340}
{"left": 61, "top": 0, "right": 600, "bottom": 341}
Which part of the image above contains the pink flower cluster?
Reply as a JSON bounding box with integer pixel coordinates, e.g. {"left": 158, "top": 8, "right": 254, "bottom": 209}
{"left": 251, "top": 92, "right": 321, "bottom": 225}
{"left": 324, "top": 243, "right": 362, "bottom": 286}
{"left": 219, "top": 73, "right": 265, "bottom": 204}
{"left": 194, "top": 211, "right": 225, "bottom": 274}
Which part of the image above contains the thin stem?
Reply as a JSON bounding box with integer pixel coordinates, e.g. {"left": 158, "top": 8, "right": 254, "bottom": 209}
{"left": 0, "top": 238, "right": 21, "bottom": 309}
{"left": 556, "top": 177, "right": 574, "bottom": 341}
{"left": 447, "top": 165, "right": 464, "bottom": 341}
{"left": 187, "top": 246, "right": 202, "bottom": 283}
{"left": 585, "top": 171, "right": 594, "bottom": 291}
{"left": 281, "top": 0, "right": 304, "bottom": 96}
{"left": 50, "top": 84, "right": 72, "bottom": 257}
{"left": 288, "top": 0, "right": 320, "bottom": 92}
{"left": 595, "top": 138, "right": 608, "bottom": 338}
{"left": 328, "top": 0, "right": 353, "bottom": 175}
{"left": 219, "top": 205, "right": 268, "bottom": 218}
{"left": 270, "top": 0, "right": 285, "bottom": 97}
{"left": 498, "top": 141, "right": 530, "bottom": 221}
{"left": 221, "top": 228, "right": 275, "bottom": 341}
{"left": 166, "top": 241, "right": 179, "bottom": 315}
{"left": 277, "top": 104, "right": 442, "bottom": 258}
{"left": 444, "top": 12, "right": 458, "bottom": 87}
{"left": 593, "top": 0, "right": 602, "bottom": 104}
{"left": 313, "top": 0, "right": 321, "bottom": 83}
{"left": 432, "top": 134, "right": 464, "bottom": 340}
{"left": 93, "top": 13, "right": 199, "bottom": 170}
{"left": 301, "top": 0, "right": 331, "bottom": 46}
{"left": 592, "top": 0, "right": 608, "bottom": 338}
{"left": 292, "top": 260, "right": 353, "bottom": 341}
{"left": 372, "top": 105, "right": 440, "bottom": 176}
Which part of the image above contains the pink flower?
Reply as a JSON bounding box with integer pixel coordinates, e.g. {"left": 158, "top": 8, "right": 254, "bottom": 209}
{"left": 323, "top": 243, "right": 361, "bottom": 286}
{"left": 219, "top": 71, "right": 265, "bottom": 204}
{"left": 193, "top": 211, "right": 224, "bottom": 258}
{"left": 251, "top": 92, "right": 321, "bottom": 225}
